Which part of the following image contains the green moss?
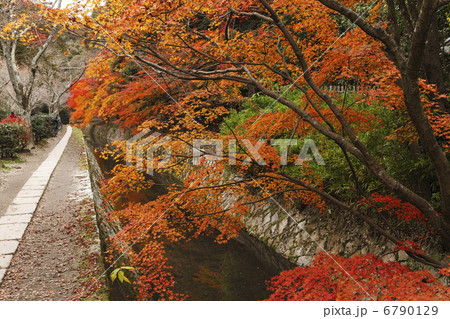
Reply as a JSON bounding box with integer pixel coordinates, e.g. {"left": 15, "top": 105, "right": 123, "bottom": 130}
{"left": 72, "top": 127, "right": 85, "bottom": 146}
{"left": 1, "top": 156, "right": 24, "bottom": 170}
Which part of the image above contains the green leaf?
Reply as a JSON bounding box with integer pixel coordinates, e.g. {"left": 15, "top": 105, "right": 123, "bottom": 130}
{"left": 110, "top": 268, "right": 120, "bottom": 282}
{"left": 123, "top": 276, "right": 131, "bottom": 284}
{"left": 120, "top": 266, "right": 135, "bottom": 270}
{"left": 118, "top": 270, "right": 125, "bottom": 283}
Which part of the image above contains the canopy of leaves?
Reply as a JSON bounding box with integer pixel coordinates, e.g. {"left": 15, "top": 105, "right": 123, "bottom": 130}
{"left": 67, "top": 0, "right": 450, "bottom": 300}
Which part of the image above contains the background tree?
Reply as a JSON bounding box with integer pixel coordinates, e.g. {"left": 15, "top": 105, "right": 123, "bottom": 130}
{"left": 0, "top": 0, "right": 81, "bottom": 143}
{"left": 35, "top": 36, "right": 86, "bottom": 121}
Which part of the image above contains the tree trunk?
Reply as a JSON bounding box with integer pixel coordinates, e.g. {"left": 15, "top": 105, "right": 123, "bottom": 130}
{"left": 22, "top": 109, "right": 35, "bottom": 148}
{"left": 423, "top": 18, "right": 449, "bottom": 113}
{"left": 402, "top": 75, "right": 450, "bottom": 224}
{"left": 315, "top": 0, "right": 450, "bottom": 251}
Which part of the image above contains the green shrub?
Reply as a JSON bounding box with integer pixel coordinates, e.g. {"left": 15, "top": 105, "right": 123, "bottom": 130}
{"left": 31, "top": 114, "right": 56, "bottom": 143}
{"left": 0, "top": 109, "right": 8, "bottom": 121}
{"left": 59, "top": 107, "right": 71, "bottom": 125}
{"left": 221, "top": 90, "right": 441, "bottom": 210}
{"left": 0, "top": 121, "right": 29, "bottom": 158}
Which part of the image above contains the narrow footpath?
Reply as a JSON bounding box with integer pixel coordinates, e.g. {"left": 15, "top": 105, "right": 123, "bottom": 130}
{"left": 0, "top": 127, "right": 105, "bottom": 300}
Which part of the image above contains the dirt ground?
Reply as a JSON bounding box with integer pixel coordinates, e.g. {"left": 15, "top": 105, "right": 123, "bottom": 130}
{"left": 0, "top": 128, "right": 106, "bottom": 301}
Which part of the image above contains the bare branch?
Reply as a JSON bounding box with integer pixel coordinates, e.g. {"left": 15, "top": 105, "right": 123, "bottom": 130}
{"left": 229, "top": 8, "right": 274, "bottom": 23}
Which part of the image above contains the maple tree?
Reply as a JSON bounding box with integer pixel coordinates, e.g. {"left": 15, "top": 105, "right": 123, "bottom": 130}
{"left": 68, "top": 0, "right": 450, "bottom": 300}
{"left": 0, "top": 0, "right": 83, "bottom": 144}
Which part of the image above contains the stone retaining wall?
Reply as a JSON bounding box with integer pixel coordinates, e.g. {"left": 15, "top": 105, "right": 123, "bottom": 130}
{"left": 243, "top": 202, "right": 409, "bottom": 266}
{"left": 84, "top": 139, "right": 135, "bottom": 300}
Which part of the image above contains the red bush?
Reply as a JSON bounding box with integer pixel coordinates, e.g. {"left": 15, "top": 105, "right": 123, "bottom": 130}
{"left": 266, "top": 252, "right": 450, "bottom": 301}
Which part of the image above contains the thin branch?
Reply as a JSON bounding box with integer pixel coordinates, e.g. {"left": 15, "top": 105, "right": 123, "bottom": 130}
{"left": 397, "top": 0, "right": 414, "bottom": 36}
{"left": 229, "top": 8, "right": 274, "bottom": 23}
{"left": 316, "top": 0, "right": 406, "bottom": 70}
{"left": 180, "top": 188, "right": 309, "bottom": 220}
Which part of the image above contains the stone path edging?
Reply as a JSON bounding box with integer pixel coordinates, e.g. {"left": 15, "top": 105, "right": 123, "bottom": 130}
{"left": 0, "top": 126, "right": 73, "bottom": 283}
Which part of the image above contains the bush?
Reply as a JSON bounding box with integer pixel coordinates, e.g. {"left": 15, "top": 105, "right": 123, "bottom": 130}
{"left": 31, "top": 114, "right": 57, "bottom": 143}
{"left": 0, "top": 119, "right": 29, "bottom": 158}
{"left": 59, "top": 107, "right": 71, "bottom": 125}
{"left": 0, "top": 109, "right": 8, "bottom": 121}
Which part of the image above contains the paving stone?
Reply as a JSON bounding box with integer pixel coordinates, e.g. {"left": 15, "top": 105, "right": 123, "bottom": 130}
{"left": 27, "top": 177, "right": 49, "bottom": 182}
{"left": 30, "top": 174, "right": 49, "bottom": 178}
{"left": 0, "top": 223, "right": 28, "bottom": 240}
{"left": 13, "top": 197, "right": 41, "bottom": 205}
{"left": 15, "top": 189, "right": 43, "bottom": 198}
{"left": 0, "top": 214, "right": 32, "bottom": 225}
{"left": 0, "top": 240, "right": 20, "bottom": 255}
{"left": 36, "top": 168, "right": 54, "bottom": 173}
{"left": 0, "top": 254, "right": 13, "bottom": 268}
{"left": 23, "top": 181, "right": 48, "bottom": 189}
{"left": 32, "top": 172, "right": 52, "bottom": 177}
{"left": 25, "top": 177, "right": 48, "bottom": 182}
{"left": 39, "top": 163, "right": 57, "bottom": 169}
{"left": 31, "top": 172, "right": 50, "bottom": 177}
{"left": 40, "top": 159, "right": 58, "bottom": 164}
{"left": 31, "top": 172, "right": 52, "bottom": 179}
{"left": 0, "top": 269, "right": 6, "bottom": 282}
{"left": 31, "top": 176, "right": 51, "bottom": 181}
{"left": 21, "top": 184, "right": 46, "bottom": 191}
{"left": 5, "top": 204, "right": 37, "bottom": 215}
{"left": 32, "top": 170, "right": 51, "bottom": 175}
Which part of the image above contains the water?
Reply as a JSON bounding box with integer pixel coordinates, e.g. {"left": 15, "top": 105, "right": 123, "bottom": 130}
{"left": 166, "top": 235, "right": 279, "bottom": 300}
{"left": 92, "top": 147, "right": 288, "bottom": 300}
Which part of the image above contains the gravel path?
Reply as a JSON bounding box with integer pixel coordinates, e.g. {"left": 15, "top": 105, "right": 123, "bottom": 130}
{"left": 0, "top": 128, "right": 106, "bottom": 300}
